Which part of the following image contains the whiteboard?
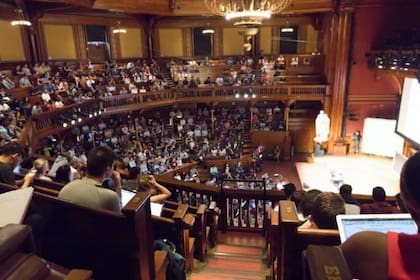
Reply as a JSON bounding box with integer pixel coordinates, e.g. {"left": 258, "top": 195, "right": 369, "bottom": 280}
{"left": 361, "top": 118, "right": 404, "bottom": 158}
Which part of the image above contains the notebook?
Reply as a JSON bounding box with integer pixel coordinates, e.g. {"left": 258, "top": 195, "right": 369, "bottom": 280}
{"left": 121, "top": 188, "right": 136, "bottom": 207}
{"left": 336, "top": 213, "right": 418, "bottom": 243}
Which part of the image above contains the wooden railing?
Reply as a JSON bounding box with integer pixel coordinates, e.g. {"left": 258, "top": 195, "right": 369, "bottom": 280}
{"left": 25, "top": 84, "right": 329, "bottom": 148}
{"left": 156, "top": 160, "right": 286, "bottom": 233}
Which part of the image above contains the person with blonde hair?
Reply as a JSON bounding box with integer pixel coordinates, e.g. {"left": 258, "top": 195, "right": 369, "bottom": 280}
{"left": 137, "top": 174, "right": 171, "bottom": 203}
{"left": 33, "top": 158, "right": 52, "bottom": 181}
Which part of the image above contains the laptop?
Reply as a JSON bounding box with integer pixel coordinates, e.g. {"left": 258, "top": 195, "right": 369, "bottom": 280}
{"left": 150, "top": 202, "right": 164, "bottom": 217}
{"left": 121, "top": 188, "right": 137, "bottom": 207}
{"left": 336, "top": 213, "right": 418, "bottom": 243}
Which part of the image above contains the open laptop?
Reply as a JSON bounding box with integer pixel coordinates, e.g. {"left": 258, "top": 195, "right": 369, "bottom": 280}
{"left": 336, "top": 213, "right": 418, "bottom": 243}
{"left": 121, "top": 188, "right": 137, "bottom": 207}
{"left": 121, "top": 188, "right": 163, "bottom": 216}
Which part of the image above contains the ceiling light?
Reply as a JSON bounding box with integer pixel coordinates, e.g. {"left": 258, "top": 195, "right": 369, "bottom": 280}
{"left": 10, "top": 9, "right": 31, "bottom": 27}
{"left": 281, "top": 27, "right": 294, "bottom": 32}
{"left": 202, "top": 29, "right": 215, "bottom": 34}
{"left": 204, "top": 0, "right": 293, "bottom": 27}
{"left": 113, "top": 21, "right": 127, "bottom": 34}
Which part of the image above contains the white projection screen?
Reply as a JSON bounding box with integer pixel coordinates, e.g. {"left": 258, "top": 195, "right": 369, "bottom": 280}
{"left": 396, "top": 77, "right": 420, "bottom": 146}
{"left": 362, "top": 118, "right": 404, "bottom": 158}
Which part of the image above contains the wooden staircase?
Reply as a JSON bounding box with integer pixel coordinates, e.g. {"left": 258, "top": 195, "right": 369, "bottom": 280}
{"left": 188, "top": 231, "right": 269, "bottom": 280}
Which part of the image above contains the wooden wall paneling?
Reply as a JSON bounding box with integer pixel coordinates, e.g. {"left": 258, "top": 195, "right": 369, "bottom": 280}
{"left": 110, "top": 30, "right": 122, "bottom": 60}
{"left": 43, "top": 24, "right": 78, "bottom": 60}
{"left": 289, "top": 121, "right": 316, "bottom": 153}
{"left": 39, "top": 13, "right": 140, "bottom": 27}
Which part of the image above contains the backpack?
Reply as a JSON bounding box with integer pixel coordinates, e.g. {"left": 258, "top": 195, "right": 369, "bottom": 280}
{"left": 153, "top": 239, "right": 186, "bottom": 280}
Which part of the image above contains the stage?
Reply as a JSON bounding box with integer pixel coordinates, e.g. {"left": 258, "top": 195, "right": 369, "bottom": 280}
{"left": 295, "top": 154, "right": 400, "bottom": 196}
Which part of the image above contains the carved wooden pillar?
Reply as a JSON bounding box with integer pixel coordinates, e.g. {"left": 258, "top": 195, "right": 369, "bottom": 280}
{"left": 74, "top": 24, "right": 88, "bottom": 60}
{"left": 326, "top": 9, "right": 353, "bottom": 141}
{"left": 284, "top": 101, "right": 291, "bottom": 132}
{"left": 144, "top": 16, "right": 157, "bottom": 59}
{"left": 29, "top": 12, "right": 44, "bottom": 62}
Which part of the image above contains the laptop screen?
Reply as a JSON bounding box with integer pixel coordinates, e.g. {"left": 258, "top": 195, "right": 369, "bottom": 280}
{"left": 150, "top": 202, "right": 163, "bottom": 217}
{"left": 336, "top": 214, "right": 418, "bottom": 243}
{"left": 121, "top": 188, "right": 136, "bottom": 207}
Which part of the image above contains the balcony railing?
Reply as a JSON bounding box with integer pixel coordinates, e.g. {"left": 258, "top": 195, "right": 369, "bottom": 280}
{"left": 25, "top": 84, "right": 329, "bottom": 148}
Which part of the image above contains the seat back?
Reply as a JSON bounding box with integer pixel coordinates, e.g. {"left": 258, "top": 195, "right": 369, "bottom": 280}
{"left": 0, "top": 183, "right": 154, "bottom": 280}
{"left": 303, "top": 245, "right": 352, "bottom": 280}
{"left": 275, "top": 200, "right": 341, "bottom": 280}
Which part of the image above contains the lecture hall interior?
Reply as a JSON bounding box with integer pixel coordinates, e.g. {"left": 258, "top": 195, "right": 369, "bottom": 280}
{"left": 0, "top": 0, "right": 420, "bottom": 279}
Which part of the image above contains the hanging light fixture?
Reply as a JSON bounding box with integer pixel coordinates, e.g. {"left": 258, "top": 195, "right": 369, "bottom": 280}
{"left": 112, "top": 21, "right": 127, "bottom": 34}
{"left": 10, "top": 9, "right": 31, "bottom": 27}
{"left": 202, "top": 28, "right": 215, "bottom": 34}
{"left": 280, "top": 20, "right": 294, "bottom": 32}
{"left": 204, "top": 0, "right": 293, "bottom": 27}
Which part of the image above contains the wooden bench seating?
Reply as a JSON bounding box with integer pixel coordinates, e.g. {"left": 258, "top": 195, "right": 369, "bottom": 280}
{"left": 0, "top": 224, "right": 92, "bottom": 280}
{"left": 272, "top": 200, "right": 341, "bottom": 280}
{"left": 303, "top": 245, "right": 352, "bottom": 280}
{"left": 152, "top": 203, "right": 195, "bottom": 273}
{"left": 163, "top": 200, "right": 208, "bottom": 261}
{"left": 0, "top": 183, "right": 157, "bottom": 280}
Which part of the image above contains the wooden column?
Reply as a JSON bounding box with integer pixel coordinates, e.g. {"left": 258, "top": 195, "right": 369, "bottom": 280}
{"left": 326, "top": 9, "right": 353, "bottom": 141}
{"left": 74, "top": 24, "right": 88, "bottom": 60}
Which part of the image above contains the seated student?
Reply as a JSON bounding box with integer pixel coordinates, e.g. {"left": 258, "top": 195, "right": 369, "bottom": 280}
{"left": 339, "top": 184, "right": 360, "bottom": 214}
{"left": 55, "top": 164, "right": 71, "bottom": 184}
{"left": 298, "top": 189, "right": 322, "bottom": 222}
{"left": 58, "top": 146, "right": 122, "bottom": 212}
{"left": 360, "top": 186, "right": 400, "bottom": 214}
{"left": 137, "top": 174, "right": 171, "bottom": 203}
{"left": 32, "top": 158, "right": 52, "bottom": 182}
{"left": 0, "top": 142, "right": 34, "bottom": 189}
{"left": 340, "top": 152, "right": 420, "bottom": 280}
{"left": 283, "top": 183, "right": 296, "bottom": 200}
{"left": 299, "top": 192, "right": 345, "bottom": 230}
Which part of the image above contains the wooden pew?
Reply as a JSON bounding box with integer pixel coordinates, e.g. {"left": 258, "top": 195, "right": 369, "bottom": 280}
{"left": 303, "top": 245, "right": 352, "bottom": 280}
{"left": 207, "top": 201, "right": 220, "bottom": 248}
{"left": 154, "top": 250, "right": 169, "bottom": 280}
{"left": 163, "top": 200, "right": 208, "bottom": 261}
{"left": 0, "top": 224, "right": 93, "bottom": 280}
{"left": 274, "top": 200, "right": 341, "bottom": 280}
{"left": 0, "top": 183, "right": 156, "bottom": 280}
{"left": 152, "top": 203, "right": 195, "bottom": 273}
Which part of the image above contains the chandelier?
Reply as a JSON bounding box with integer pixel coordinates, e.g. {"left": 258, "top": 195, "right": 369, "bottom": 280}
{"left": 10, "top": 9, "right": 31, "bottom": 27}
{"left": 204, "top": 0, "right": 293, "bottom": 26}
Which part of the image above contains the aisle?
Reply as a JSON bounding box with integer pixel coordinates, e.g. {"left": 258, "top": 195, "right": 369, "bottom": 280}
{"left": 189, "top": 232, "right": 269, "bottom": 280}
